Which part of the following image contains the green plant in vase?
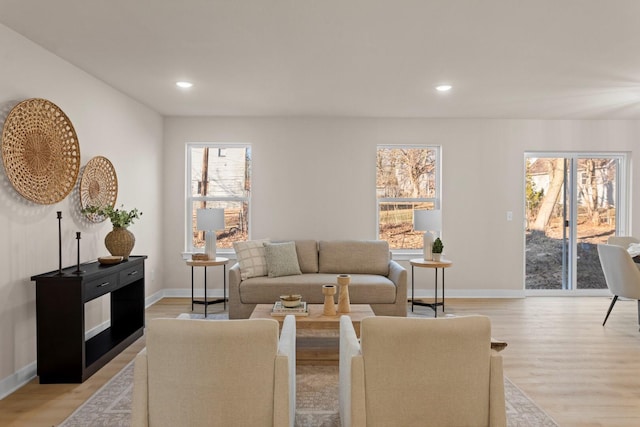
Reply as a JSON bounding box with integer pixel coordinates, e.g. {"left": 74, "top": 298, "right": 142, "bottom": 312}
{"left": 82, "top": 204, "right": 142, "bottom": 228}
{"left": 432, "top": 238, "right": 444, "bottom": 261}
{"left": 82, "top": 204, "right": 142, "bottom": 260}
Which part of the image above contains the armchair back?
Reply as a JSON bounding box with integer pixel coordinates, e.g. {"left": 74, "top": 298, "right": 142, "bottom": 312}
{"left": 132, "top": 317, "right": 295, "bottom": 427}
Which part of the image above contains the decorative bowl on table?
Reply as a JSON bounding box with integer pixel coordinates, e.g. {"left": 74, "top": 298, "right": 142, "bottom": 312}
{"left": 98, "top": 255, "right": 123, "bottom": 265}
{"left": 280, "top": 294, "right": 302, "bottom": 308}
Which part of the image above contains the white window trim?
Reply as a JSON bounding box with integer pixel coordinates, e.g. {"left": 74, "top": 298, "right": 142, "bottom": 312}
{"left": 376, "top": 144, "right": 442, "bottom": 255}
{"left": 185, "top": 142, "right": 251, "bottom": 256}
{"left": 524, "top": 151, "right": 630, "bottom": 292}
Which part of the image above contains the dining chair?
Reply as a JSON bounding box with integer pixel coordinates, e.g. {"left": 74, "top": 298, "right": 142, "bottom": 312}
{"left": 597, "top": 244, "right": 640, "bottom": 328}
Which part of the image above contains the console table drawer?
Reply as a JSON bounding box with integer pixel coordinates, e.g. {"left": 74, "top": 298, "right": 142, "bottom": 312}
{"left": 84, "top": 274, "right": 119, "bottom": 301}
{"left": 119, "top": 264, "right": 143, "bottom": 286}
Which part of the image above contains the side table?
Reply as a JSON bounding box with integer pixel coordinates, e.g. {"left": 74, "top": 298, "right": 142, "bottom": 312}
{"left": 186, "top": 257, "right": 229, "bottom": 316}
{"left": 409, "top": 258, "right": 453, "bottom": 317}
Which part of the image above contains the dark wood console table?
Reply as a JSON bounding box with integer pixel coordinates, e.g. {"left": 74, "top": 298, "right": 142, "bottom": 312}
{"left": 30, "top": 255, "right": 146, "bottom": 383}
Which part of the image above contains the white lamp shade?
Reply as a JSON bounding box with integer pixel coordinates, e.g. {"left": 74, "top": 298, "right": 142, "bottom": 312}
{"left": 413, "top": 209, "right": 442, "bottom": 232}
{"left": 197, "top": 208, "right": 225, "bottom": 231}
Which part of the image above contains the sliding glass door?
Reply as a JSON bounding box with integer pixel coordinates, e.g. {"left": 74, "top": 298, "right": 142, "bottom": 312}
{"left": 525, "top": 153, "right": 627, "bottom": 291}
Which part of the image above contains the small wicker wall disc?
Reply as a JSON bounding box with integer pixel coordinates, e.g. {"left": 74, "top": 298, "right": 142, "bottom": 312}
{"left": 1, "top": 98, "right": 80, "bottom": 204}
{"left": 80, "top": 156, "right": 118, "bottom": 223}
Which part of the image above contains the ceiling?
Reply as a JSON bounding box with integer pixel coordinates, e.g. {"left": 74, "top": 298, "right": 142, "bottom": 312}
{"left": 1, "top": 0, "right": 639, "bottom": 119}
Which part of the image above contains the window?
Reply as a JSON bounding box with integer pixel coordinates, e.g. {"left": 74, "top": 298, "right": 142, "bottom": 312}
{"left": 525, "top": 153, "right": 628, "bottom": 291}
{"left": 376, "top": 145, "right": 440, "bottom": 250}
{"left": 186, "top": 144, "right": 251, "bottom": 252}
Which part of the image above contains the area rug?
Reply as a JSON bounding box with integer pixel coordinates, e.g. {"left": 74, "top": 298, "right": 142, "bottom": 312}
{"left": 59, "top": 313, "right": 558, "bottom": 426}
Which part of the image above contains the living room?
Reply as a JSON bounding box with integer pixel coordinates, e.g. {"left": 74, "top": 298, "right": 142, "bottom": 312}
{"left": 1, "top": 1, "right": 640, "bottom": 426}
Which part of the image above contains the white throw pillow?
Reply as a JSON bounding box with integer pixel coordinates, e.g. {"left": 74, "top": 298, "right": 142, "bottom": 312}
{"left": 264, "top": 241, "right": 302, "bottom": 278}
{"left": 233, "top": 239, "right": 271, "bottom": 280}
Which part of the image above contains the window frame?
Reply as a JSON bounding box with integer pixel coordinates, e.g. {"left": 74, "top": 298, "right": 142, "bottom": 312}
{"left": 185, "top": 142, "right": 251, "bottom": 254}
{"left": 376, "top": 144, "right": 442, "bottom": 255}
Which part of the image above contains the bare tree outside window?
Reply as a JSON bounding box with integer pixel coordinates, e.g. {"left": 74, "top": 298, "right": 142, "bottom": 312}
{"left": 377, "top": 146, "right": 440, "bottom": 250}
{"left": 525, "top": 155, "right": 621, "bottom": 290}
{"left": 187, "top": 144, "right": 251, "bottom": 252}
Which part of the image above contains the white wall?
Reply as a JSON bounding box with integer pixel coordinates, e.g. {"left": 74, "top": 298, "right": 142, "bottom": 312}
{"left": 163, "top": 117, "right": 640, "bottom": 297}
{"left": 0, "top": 24, "right": 164, "bottom": 395}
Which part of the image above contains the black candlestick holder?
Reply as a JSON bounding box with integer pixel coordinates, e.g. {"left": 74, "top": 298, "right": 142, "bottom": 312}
{"left": 57, "top": 211, "right": 63, "bottom": 275}
{"left": 74, "top": 232, "right": 84, "bottom": 274}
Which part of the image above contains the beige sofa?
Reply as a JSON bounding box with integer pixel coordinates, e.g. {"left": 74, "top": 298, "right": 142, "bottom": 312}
{"left": 229, "top": 240, "right": 407, "bottom": 319}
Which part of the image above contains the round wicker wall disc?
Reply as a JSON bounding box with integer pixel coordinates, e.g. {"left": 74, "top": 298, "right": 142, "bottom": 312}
{"left": 80, "top": 156, "right": 118, "bottom": 223}
{"left": 1, "top": 98, "right": 80, "bottom": 204}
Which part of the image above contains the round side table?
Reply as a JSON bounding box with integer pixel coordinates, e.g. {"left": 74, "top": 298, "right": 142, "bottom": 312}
{"left": 409, "top": 258, "right": 453, "bottom": 317}
{"left": 186, "top": 257, "right": 229, "bottom": 316}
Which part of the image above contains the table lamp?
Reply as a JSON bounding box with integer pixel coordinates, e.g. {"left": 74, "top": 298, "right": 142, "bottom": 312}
{"left": 413, "top": 209, "right": 442, "bottom": 261}
{"left": 197, "top": 208, "right": 225, "bottom": 260}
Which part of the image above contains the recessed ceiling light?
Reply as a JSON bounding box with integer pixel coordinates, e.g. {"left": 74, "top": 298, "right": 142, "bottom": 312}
{"left": 436, "top": 84, "right": 452, "bottom": 92}
{"left": 176, "top": 81, "right": 193, "bottom": 88}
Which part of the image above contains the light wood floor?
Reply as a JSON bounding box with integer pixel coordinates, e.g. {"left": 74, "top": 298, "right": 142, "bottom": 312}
{"left": 1, "top": 297, "right": 639, "bottom": 427}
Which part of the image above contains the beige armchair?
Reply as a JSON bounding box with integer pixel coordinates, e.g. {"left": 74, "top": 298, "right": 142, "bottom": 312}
{"left": 339, "top": 315, "right": 506, "bottom": 427}
{"left": 597, "top": 244, "right": 640, "bottom": 328}
{"left": 132, "top": 315, "right": 296, "bottom": 427}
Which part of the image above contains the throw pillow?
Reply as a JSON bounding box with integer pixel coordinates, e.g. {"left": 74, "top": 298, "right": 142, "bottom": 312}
{"left": 264, "top": 241, "right": 302, "bottom": 278}
{"left": 233, "top": 239, "right": 271, "bottom": 280}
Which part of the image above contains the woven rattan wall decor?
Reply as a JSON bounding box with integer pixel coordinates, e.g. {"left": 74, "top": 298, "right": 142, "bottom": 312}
{"left": 1, "top": 98, "right": 80, "bottom": 204}
{"left": 80, "top": 156, "right": 118, "bottom": 223}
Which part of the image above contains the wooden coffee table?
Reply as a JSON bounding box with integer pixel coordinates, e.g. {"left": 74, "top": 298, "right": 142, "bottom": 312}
{"left": 250, "top": 304, "right": 375, "bottom": 365}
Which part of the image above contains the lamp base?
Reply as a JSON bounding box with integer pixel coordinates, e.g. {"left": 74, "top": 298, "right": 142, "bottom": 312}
{"left": 423, "top": 232, "right": 433, "bottom": 261}
{"left": 205, "top": 231, "right": 217, "bottom": 260}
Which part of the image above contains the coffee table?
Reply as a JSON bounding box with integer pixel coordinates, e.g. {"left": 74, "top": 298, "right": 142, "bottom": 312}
{"left": 250, "top": 304, "right": 375, "bottom": 365}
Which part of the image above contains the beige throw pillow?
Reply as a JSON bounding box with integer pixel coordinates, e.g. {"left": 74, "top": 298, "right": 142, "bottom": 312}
{"left": 264, "top": 242, "right": 302, "bottom": 278}
{"left": 233, "top": 239, "right": 271, "bottom": 280}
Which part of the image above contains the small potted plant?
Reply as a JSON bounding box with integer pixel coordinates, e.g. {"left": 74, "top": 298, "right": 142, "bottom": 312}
{"left": 81, "top": 204, "right": 142, "bottom": 260}
{"left": 432, "top": 238, "right": 444, "bottom": 261}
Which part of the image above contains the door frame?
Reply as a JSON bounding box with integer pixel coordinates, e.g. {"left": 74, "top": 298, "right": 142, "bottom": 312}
{"left": 524, "top": 151, "right": 630, "bottom": 295}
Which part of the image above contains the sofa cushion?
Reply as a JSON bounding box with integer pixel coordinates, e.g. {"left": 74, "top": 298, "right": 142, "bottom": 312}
{"left": 233, "top": 239, "right": 270, "bottom": 280}
{"left": 318, "top": 240, "right": 390, "bottom": 276}
{"left": 264, "top": 241, "right": 302, "bottom": 278}
{"left": 294, "top": 240, "right": 319, "bottom": 273}
{"left": 239, "top": 273, "right": 396, "bottom": 304}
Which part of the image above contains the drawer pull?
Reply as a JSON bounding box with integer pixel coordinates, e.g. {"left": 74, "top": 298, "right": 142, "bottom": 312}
{"left": 128, "top": 270, "right": 139, "bottom": 276}
{"left": 98, "top": 282, "right": 110, "bottom": 288}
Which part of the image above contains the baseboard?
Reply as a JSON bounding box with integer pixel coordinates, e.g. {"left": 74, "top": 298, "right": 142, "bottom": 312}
{"left": 412, "top": 289, "right": 611, "bottom": 298}
{"left": 162, "top": 288, "right": 225, "bottom": 298}
{"left": 0, "top": 361, "right": 37, "bottom": 400}
{"left": 525, "top": 289, "right": 611, "bottom": 297}
{"left": 145, "top": 289, "right": 165, "bottom": 307}
{"left": 85, "top": 320, "right": 111, "bottom": 340}
{"left": 410, "top": 289, "right": 526, "bottom": 299}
